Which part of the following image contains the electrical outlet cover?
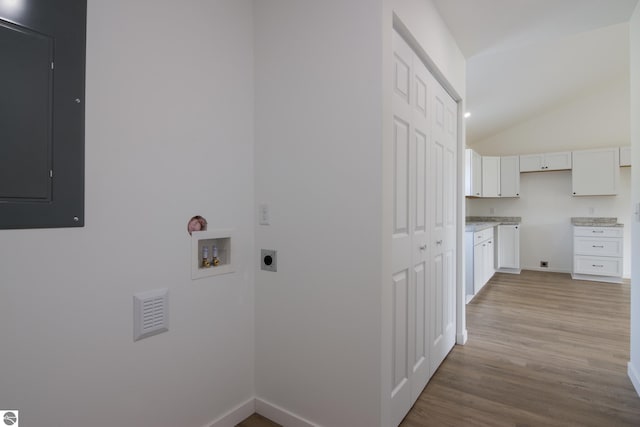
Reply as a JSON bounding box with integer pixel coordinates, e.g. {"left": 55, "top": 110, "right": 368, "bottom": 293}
{"left": 261, "top": 249, "right": 277, "bottom": 272}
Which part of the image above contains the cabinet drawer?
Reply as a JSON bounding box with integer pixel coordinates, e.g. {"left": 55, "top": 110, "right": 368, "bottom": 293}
{"left": 473, "top": 227, "right": 494, "bottom": 244}
{"left": 574, "top": 256, "right": 622, "bottom": 277}
{"left": 574, "top": 226, "right": 622, "bottom": 238}
{"left": 574, "top": 237, "right": 623, "bottom": 257}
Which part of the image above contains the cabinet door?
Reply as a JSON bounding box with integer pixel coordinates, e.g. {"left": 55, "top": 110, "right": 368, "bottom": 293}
{"left": 572, "top": 148, "right": 619, "bottom": 196}
{"left": 465, "top": 149, "right": 482, "bottom": 197}
{"left": 500, "top": 156, "right": 520, "bottom": 197}
{"left": 620, "top": 146, "right": 631, "bottom": 167}
{"left": 472, "top": 150, "right": 482, "bottom": 196}
{"left": 545, "top": 151, "right": 572, "bottom": 170}
{"left": 498, "top": 225, "right": 520, "bottom": 269}
{"left": 473, "top": 243, "right": 484, "bottom": 293}
{"left": 481, "top": 156, "right": 500, "bottom": 197}
{"left": 483, "top": 238, "right": 495, "bottom": 283}
{"left": 519, "top": 154, "right": 544, "bottom": 172}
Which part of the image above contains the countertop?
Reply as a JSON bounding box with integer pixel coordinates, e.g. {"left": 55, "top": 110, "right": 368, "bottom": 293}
{"left": 465, "top": 216, "right": 521, "bottom": 232}
{"left": 571, "top": 217, "right": 624, "bottom": 227}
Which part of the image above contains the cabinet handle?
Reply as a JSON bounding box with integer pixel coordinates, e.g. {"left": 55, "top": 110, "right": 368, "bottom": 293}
{"left": 419, "top": 245, "right": 427, "bottom": 251}
{"left": 592, "top": 230, "right": 604, "bottom": 233}
{"left": 436, "top": 240, "right": 443, "bottom": 245}
{"left": 592, "top": 245, "right": 604, "bottom": 248}
{"left": 573, "top": 192, "right": 577, "bottom": 195}
{"left": 516, "top": 193, "right": 519, "bottom": 196}
{"left": 592, "top": 264, "right": 604, "bottom": 268}
{"left": 515, "top": 226, "right": 518, "bottom": 229}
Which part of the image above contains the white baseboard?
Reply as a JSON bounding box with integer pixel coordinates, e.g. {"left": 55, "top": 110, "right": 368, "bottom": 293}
{"left": 628, "top": 362, "right": 640, "bottom": 398}
{"left": 522, "top": 266, "right": 571, "bottom": 274}
{"left": 255, "top": 397, "right": 318, "bottom": 427}
{"left": 495, "top": 268, "right": 521, "bottom": 274}
{"left": 207, "top": 398, "right": 255, "bottom": 427}
{"left": 456, "top": 330, "right": 468, "bottom": 345}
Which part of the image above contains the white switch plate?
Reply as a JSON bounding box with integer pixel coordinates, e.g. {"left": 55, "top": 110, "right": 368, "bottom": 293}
{"left": 259, "top": 204, "right": 270, "bottom": 225}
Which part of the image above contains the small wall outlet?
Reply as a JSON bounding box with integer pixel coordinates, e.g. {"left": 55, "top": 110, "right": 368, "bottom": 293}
{"left": 261, "top": 249, "right": 277, "bottom": 272}
{"left": 540, "top": 261, "right": 549, "bottom": 268}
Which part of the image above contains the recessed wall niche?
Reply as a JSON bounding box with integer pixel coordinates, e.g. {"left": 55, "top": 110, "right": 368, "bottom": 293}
{"left": 191, "top": 229, "right": 235, "bottom": 279}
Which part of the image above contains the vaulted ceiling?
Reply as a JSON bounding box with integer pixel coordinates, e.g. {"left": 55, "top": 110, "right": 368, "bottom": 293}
{"left": 432, "top": 0, "right": 639, "bottom": 144}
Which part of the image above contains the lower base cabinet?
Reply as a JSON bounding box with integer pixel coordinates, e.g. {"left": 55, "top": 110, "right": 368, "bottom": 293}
{"left": 496, "top": 224, "right": 520, "bottom": 273}
{"left": 572, "top": 226, "right": 623, "bottom": 283}
{"left": 466, "top": 227, "right": 495, "bottom": 301}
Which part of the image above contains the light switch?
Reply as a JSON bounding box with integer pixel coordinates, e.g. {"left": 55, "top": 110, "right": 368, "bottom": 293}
{"left": 259, "top": 204, "right": 270, "bottom": 225}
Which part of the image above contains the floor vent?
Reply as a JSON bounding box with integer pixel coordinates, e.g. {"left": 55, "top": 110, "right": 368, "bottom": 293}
{"left": 133, "top": 288, "right": 169, "bottom": 341}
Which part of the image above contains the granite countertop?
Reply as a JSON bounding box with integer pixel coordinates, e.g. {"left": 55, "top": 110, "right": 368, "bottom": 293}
{"left": 465, "top": 216, "right": 521, "bottom": 232}
{"left": 571, "top": 217, "right": 624, "bottom": 227}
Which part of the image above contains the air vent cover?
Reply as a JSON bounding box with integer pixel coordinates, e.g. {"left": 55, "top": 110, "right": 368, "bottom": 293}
{"left": 133, "top": 288, "right": 169, "bottom": 341}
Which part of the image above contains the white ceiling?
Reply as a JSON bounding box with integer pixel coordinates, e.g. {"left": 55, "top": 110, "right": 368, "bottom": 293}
{"left": 432, "top": 0, "right": 639, "bottom": 143}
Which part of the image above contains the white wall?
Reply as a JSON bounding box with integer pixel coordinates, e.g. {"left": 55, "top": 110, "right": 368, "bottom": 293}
{"left": 468, "top": 74, "right": 632, "bottom": 278}
{"left": 467, "top": 77, "right": 630, "bottom": 155}
{"left": 253, "top": 1, "right": 384, "bottom": 426}
{"left": 0, "top": 2, "right": 256, "bottom": 426}
{"left": 628, "top": 1, "right": 640, "bottom": 397}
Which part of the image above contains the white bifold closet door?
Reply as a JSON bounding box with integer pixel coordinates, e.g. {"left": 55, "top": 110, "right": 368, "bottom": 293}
{"left": 390, "top": 29, "right": 457, "bottom": 426}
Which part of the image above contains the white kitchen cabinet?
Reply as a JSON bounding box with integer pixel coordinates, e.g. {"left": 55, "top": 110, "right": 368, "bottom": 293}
{"left": 499, "top": 156, "right": 520, "bottom": 197}
{"left": 465, "top": 226, "right": 495, "bottom": 300}
{"left": 520, "top": 151, "right": 572, "bottom": 172}
{"left": 496, "top": 224, "right": 520, "bottom": 273}
{"left": 572, "top": 148, "right": 619, "bottom": 196}
{"left": 482, "top": 237, "right": 495, "bottom": 284}
{"left": 620, "top": 146, "right": 631, "bottom": 167}
{"left": 465, "top": 148, "right": 482, "bottom": 197}
{"left": 572, "top": 226, "right": 623, "bottom": 283}
{"left": 481, "top": 156, "right": 500, "bottom": 197}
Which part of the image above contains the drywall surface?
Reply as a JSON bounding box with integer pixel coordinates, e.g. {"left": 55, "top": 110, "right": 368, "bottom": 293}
{"left": 468, "top": 76, "right": 630, "bottom": 154}
{"left": 254, "top": 1, "right": 384, "bottom": 426}
{"left": 0, "top": 1, "right": 256, "bottom": 426}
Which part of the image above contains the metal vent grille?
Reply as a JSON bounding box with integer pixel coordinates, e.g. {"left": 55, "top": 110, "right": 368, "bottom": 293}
{"left": 134, "top": 288, "right": 169, "bottom": 341}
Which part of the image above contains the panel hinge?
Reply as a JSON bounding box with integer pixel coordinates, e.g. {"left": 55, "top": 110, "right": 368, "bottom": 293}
{"left": 51, "top": 62, "right": 54, "bottom": 70}
{"left": 49, "top": 170, "right": 53, "bottom": 178}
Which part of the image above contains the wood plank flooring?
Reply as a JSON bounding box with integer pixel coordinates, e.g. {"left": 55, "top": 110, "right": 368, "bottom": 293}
{"left": 401, "top": 270, "right": 640, "bottom": 427}
{"left": 237, "top": 270, "right": 640, "bottom": 426}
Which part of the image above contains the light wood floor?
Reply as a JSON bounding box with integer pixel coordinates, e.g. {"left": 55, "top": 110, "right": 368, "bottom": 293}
{"left": 238, "top": 270, "right": 640, "bottom": 426}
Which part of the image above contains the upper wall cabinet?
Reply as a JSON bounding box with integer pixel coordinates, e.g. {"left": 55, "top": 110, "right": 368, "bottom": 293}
{"left": 572, "top": 148, "right": 620, "bottom": 196}
{"left": 465, "top": 149, "right": 482, "bottom": 197}
{"left": 481, "top": 156, "right": 500, "bottom": 198}
{"left": 519, "top": 151, "right": 572, "bottom": 172}
{"left": 620, "top": 146, "right": 631, "bottom": 167}
{"left": 499, "top": 156, "right": 520, "bottom": 197}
